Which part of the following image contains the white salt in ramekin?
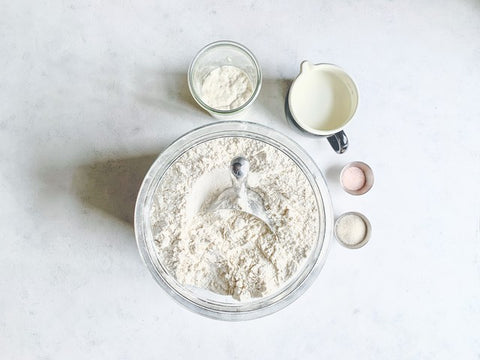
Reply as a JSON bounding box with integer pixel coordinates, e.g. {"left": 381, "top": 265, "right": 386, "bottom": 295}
{"left": 334, "top": 212, "right": 371, "bottom": 249}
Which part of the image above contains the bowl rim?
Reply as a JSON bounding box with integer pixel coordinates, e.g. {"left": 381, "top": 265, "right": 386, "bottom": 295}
{"left": 134, "top": 121, "right": 333, "bottom": 320}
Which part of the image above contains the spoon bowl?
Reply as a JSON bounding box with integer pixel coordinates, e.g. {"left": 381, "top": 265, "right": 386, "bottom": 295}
{"left": 209, "top": 156, "right": 274, "bottom": 232}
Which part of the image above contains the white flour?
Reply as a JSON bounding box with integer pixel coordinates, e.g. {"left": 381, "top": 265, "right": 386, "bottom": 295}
{"left": 150, "top": 137, "right": 319, "bottom": 301}
{"left": 200, "top": 65, "right": 253, "bottom": 110}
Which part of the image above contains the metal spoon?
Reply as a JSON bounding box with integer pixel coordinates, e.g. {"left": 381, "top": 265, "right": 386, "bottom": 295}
{"left": 209, "top": 156, "right": 274, "bottom": 231}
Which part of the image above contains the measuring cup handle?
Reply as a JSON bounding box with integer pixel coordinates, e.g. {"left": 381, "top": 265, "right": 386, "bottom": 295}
{"left": 327, "top": 131, "right": 348, "bottom": 154}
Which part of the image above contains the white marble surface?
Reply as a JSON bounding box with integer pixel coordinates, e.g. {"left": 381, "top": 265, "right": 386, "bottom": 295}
{"left": 1, "top": 0, "right": 479, "bottom": 358}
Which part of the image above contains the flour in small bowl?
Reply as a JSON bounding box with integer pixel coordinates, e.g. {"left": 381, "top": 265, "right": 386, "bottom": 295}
{"left": 200, "top": 65, "right": 253, "bottom": 110}
{"left": 150, "top": 137, "right": 319, "bottom": 301}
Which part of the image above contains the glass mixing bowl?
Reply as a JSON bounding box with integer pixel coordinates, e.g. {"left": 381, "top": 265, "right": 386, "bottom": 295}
{"left": 135, "top": 121, "right": 333, "bottom": 320}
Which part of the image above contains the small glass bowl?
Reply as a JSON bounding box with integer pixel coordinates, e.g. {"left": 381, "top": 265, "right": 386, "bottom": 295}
{"left": 134, "top": 121, "right": 333, "bottom": 320}
{"left": 187, "top": 40, "right": 262, "bottom": 119}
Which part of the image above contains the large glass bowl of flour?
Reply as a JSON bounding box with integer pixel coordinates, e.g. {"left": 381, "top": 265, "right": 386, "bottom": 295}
{"left": 135, "top": 121, "right": 333, "bottom": 320}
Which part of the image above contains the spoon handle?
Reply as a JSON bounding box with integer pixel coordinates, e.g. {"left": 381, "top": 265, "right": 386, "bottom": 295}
{"left": 230, "top": 156, "right": 249, "bottom": 193}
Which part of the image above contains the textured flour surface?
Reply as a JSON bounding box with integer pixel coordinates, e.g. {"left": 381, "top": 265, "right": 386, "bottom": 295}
{"left": 200, "top": 65, "right": 253, "bottom": 110}
{"left": 150, "top": 137, "right": 319, "bottom": 301}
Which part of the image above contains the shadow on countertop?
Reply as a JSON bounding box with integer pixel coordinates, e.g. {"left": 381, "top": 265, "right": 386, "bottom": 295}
{"left": 72, "top": 154, "right": 159, "bottom": 226}
{"left": 132, "top": 67, "right": 204, "bottom": 116}
{"left": 325, "top": 164, "right": 343, "bottom": 185}
{"left": 257, "top": 77, "right": 292, "bottom": 124}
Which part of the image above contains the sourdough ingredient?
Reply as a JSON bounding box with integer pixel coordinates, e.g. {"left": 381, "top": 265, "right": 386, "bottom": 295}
{"left": 342, "top": 166, "right": 366, "bottom": 191}
{"left": 335, "top": 213, "right": 367, "bottom": 246}
{"left": 200, "top": 65, "right": 253, "bottom": 110}
{"left": 150, "top": 137, "right": 319, "bottom": 301}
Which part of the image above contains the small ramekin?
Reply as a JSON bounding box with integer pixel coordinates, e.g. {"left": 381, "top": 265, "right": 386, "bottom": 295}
{"left": 340, "top": 161, "right": 374, "bottom": 195}
{"left": 334, "top": 212, "right": 371, "bottom": 249}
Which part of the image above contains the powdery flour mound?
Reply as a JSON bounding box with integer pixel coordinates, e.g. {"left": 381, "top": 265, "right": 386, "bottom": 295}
{"left": 150, "top": 137, "right": 319, "bottom": 301}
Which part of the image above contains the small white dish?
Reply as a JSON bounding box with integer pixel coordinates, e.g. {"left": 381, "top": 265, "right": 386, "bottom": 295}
{"left": 334, "top": 212, "right": 371, "bottom": 249}
{"left": 340, "top": 161, "right": 374, "bottom": 195}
